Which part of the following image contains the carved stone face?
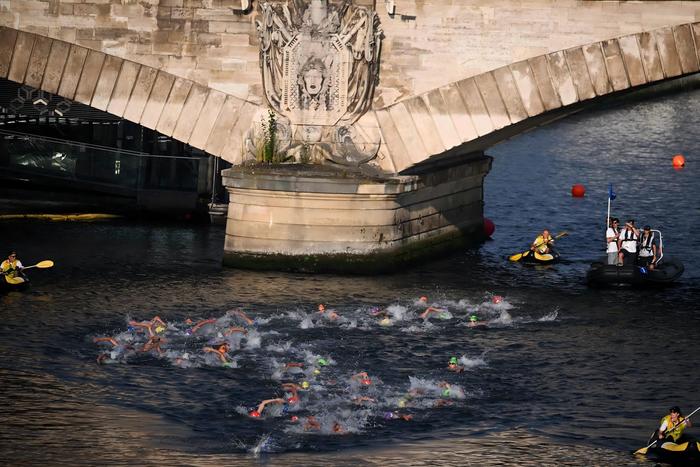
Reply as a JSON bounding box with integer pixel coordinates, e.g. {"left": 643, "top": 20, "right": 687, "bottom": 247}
{"left": 303, "top": 68, "right": 324, "bottom": 96}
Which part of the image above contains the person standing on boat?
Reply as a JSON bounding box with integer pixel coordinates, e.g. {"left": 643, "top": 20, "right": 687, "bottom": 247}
{"left": 636, "top": 225, "right": 657, "bottom": 269}
{"left": 605, "top": 218, "right": 620, "bottom": 265}
{"left": 617, "top": 219, "right": 639, "bottom": 265}
{"left": 658, "top": 406, "right": 692, "bottom": 443}
{"left": 1, "top": 251, "right": 24, "bottom": 278}
{"left": 531, "top": 230, "right": 554, "bottom": 254}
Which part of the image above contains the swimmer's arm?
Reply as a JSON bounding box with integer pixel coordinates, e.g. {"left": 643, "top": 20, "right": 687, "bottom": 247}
{"left": 233, "top": 309, "right": 254, "bottom": 325}
{"left": 420, "top": 307, "right": 438, "bottom": 318}
{"left": 191, "top": 318, "right": 216, "bottom": 333}
{"left": 93, "top": 337, "right": 119, "bottom": 347}
{"left": 257, "top": 398, "right": 285, "bottom": 414}
{"left": 351, "top": 371, "right": 368, "bottom": 381}
{"left": 223, "top": 326, "right": 246, "bottom": 336}
{"left": 151, "top": 316, "right": 166, "bottom": 327}
{"left": 285, "top": 362, "right": 304, "bottom": 368}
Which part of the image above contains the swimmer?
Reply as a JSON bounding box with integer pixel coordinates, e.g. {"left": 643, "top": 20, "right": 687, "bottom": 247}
{"left": 332, "top": 422, "right": 345, "bottom": 433}
{"left": 281, "top": 383, "right": 303, "bottom": 403}
{"left": 351, "top": 371, "right": 372, "bottom": 386}
{"left": 420, "top": 305, "right": 449, "bottom": 320}
{"left": 93, "top": 336, "right": 120, "bottom": 347}
{"left": 94, "top": 335, "right": 134, "bottom": 364}
{"left": 467, "top": 314, "right": 488, "bottom": 328}
{"left": 189, "top": 318, "right": 217, "bottom": 334}
{"left": 492, "top": 295, "right": 503, "bottom": 304}
{"left": 223, "top": 326, "right": 247, "bottom": 336}
{"left": 447, "top": 356, "right": 464, "bottom": 373}
{"left": 229, "top": 308, "right": 254, "bottom": 325}
{"left": 255, "top": 398, "right": 286, "bottom": 416}
{"left": 203, "top": 342, "right": 231, "bottom": 363}
{"left": 383, "top": 411, "right": 413, "bottom": 421}
{"left": 352, "top": 395, "right": 376, "bottom": 405}
{"left": 285, "top": 362, "right": 304, "bottom": 369}
{"left": 304, "top": 415, "right": 321, "bottom": 431}
{"left": 129, "top": 316, "right": 167, "bottom": 337}
{"left": 318, "top": 303, "right": 340, "bottom": 321}
{"left": 140, "top": 335, "right": 165, "bottom": 354}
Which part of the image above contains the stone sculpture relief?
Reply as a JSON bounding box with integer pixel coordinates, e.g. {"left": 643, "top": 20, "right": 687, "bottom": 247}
{"left": 248, "top": 0, "right": 383, "bottom": 166}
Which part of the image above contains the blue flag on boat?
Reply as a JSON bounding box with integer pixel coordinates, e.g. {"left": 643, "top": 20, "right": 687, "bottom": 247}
{"left": 608, "top": 184, "right": 616, "bottom": 201}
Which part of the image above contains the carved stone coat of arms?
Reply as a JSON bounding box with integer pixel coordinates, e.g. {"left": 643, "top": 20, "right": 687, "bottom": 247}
{"left": 250, "top": 0, "right": 382, "bottom": 166}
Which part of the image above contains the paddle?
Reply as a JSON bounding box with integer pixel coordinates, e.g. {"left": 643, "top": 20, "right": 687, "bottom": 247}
{"left": 634, "top": 405, "right": 700, "bottom": 455}
{"left": 509, "top": 232, "right": 568, "bottom": 262}
{"left": 21, "top": 260, "right": 54, "bottom": 270}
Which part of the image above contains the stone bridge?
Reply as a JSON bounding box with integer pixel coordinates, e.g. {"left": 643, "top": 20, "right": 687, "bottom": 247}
{"left": 2, "top": 1, "right": 700, "bottom": 271}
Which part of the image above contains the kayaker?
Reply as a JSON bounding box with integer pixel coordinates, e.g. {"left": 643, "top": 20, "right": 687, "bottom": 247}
{"left": 531, "top": 230, "right": 554, "bottom": 254}
{"left": 658, "top": 406, "right": 692, "bottom": 443}
{"left": 1, "top": 251, "right": 24, "bottom": 278}
{"left": 605, "top": 218, "right": 620, "bottom": 265}
{"left": 617, "top": 219, "right": 640, "bottom": 265}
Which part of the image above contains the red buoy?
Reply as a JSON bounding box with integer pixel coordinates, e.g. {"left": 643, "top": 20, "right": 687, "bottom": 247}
{"left": 483, "top": 218, "right": 495, "bottom": 237}
{"left": 571, "top": 184, "right": 586, "bottom": 197}
{"left": 673, "top": 154, "right": 685, "bottom": 168}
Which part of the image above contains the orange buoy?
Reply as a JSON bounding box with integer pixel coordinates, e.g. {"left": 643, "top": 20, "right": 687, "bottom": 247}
{"left": 672, "top": 154, "right": 685, "bottom": 168}
{"left": 571, "top": 184, "right": 586, "bottom": 198}
{"left": 483, "top": 218, "right": 495, "bottom": 237}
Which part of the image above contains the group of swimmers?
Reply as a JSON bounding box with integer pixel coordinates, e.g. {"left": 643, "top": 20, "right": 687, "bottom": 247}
{"left": 91, "top": 295, "right": 509, "bottom": 435}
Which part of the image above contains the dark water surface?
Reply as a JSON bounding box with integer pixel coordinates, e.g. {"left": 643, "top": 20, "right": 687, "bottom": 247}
{"left": 2, "top": 89, "right": 700, "bottom": 466}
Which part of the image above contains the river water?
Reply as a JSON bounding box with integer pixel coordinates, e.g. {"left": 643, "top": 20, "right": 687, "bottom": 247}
{"left": 1, "top": 87, "right": 699, "bottom": 466}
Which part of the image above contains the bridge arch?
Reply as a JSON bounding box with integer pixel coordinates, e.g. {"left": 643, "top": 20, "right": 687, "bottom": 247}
{"left": 0, "top": 26, "right": 260, "bottom": 165}
{"left": 373, "top": 22, "right": 700, "bottom": 173}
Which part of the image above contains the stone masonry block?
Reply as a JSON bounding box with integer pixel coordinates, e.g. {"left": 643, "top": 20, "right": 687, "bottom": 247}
{"left": 221, "top": 100, "right": 259, "bottom": 165}
{"left": 140, "top": 71, "right": 175, "bottom": 130}
{"left": 422, "top": 89, "right": 461, "bottom": 151}
{"left": 474, "top": 72, "right": 510, "bottom": 130}
{"left": 673, "top": 24, "right": 699, "bottom": 74}
{"left": 509, "top": 60, "right": 545, "bottom": 117}
{"left": 0, "top": 28, "right": 18, "bottom": 79}
{"left": 455, "top": 78, "right": 494, "bottom": 137}
{"left": 582, "top": 43, "right": 612, "bottom": 96}
{"left": 527, "top": 55, "right": 561, "bottom": 111}
{"left": 74, "top": 50, "right": 106, "bottom": 105}
{"left": 41, "top": 40, "right": 70, "bottom": 94}
{"left": 172, "top": 83, "right": 209, "bottom": 142}
{"left": 637, "top": 31, "right": 664, "bottom": 82}
{"left": 617, "top": 34, "right": 647, "bottom": 87}
{"left": 204, "top": 94, "right": 244, "bottom": 157}
{"left": 438, "top": 84, "right": 478, "bottom": 144}
{"left": 188, "top": 88, "right": 227, "bottom": 149}
{"left": 107, "top": 60, "right": 140, "bottom": 117}
{"left": 546, "top": 51, "right": 578, "bottom": 106}
{"left": 8, "top": 31, "right": 35, "bottom": 84}
{"left": 156, "top": 77, "right": 193, "bottom": 136}
{"left": 404, "top": 96, "right": 446, "bottom": 155}
{"left": 492, "top": 66, "right": 528, "bottom": 124}
{"left": 24, "top": 35, "right": 52, "bottom": 88}
{"left": 564, "top": 47, "right": 595, "bottom": 101}
{"left": 654, "top": 27, "right": 682, "bottom": 78}
{"left": 374, "top": 107, "right": 412, "bottom": 173}
{"left": 57, "top": 45, "right": 88, "bottom": 100}
{"left": 91, "top": 55, "right": 123, "bottom": 111}
{"left": 601, "top": 39, "right": 630, "bottom": 92}
{"left": 387, "top": 102, "right": 429, "bottom": 165}
{"left": 123, "top": 66, "right": 158, "bottom": 123}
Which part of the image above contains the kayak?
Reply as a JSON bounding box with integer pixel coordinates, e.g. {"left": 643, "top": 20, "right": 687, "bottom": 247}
{"left": 586, "top": 257, "right": 684, "bottom": 287}
{"left": 519, "top": 249, "right": 560, "bottom": 264}
{"left": 0, "top": 273, "right": 29, "bottom": 292}
{"left": 644, "top": 438, "right": 700, "bottom": 464}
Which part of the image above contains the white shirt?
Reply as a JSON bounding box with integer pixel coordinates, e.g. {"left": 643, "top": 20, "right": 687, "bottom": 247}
{"left": 606, "top": 227, "right": 619, "bottom": 253}
{"left": 638, "top": 233, "right": 655, "bottom": 258}
{"left": 620, "top": 228, "right": 638, "bottom": 253}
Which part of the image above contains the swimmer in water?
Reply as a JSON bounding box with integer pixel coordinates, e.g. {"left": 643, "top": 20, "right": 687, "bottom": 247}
{"left": 370, "top": 307, "right": 392, "bottom": 326}
{"left": 203, "top": 342, "right": 231, "bottom": 364}
{"left": 281, "top": 383, "right": 304, "bottom": 404}
{"left": 255, "top": 398, "right": 287, "bottom": 416}
{"left": 318, "top": 303, "right": 340, "bottom": 321}
{"left": 447, "top": 356, "right": 464, "bottom": 373}
{"left": 94, "top": 335, "right": 134, "bottom": 364}
{"left": 140, "top": 335, "right": 165, "bottom": 354}
{"left": 189, "top": 318, "right": 218, "bottom": 334}
{"left": 352, "top": 395, "right": 377, "bottom": 405}
{"left": 304, "top": 416, "right": 321, "bottom": 431}
{"left": 467, "top": 314, "right": 488, "bottom": 328}
{"left": 223, "top": 326, "right": 247, "bottom": 336}
{"left": 229, "top": 308, "right": 254, "bottom": 325}
{"left": 383, "top": 411, "right": 413, "bottom": 421}
{"left": 129, "top": 316, "right": 167, "bottom": 337}
{"left": 420, "top": 305, "right": 450, "bottom": 320}
{"left": 351, "top": 371, "right": 373, "bottom": 386}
